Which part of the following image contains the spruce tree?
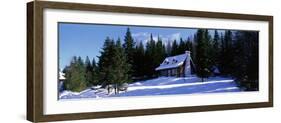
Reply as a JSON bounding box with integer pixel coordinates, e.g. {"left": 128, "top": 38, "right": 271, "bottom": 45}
{"left": 178, "top": 38, "right": 186, "bottom": 54}
{"left": 185, "top": 37, "right": 193, "bottom": 52}
{"left": 192, "top": 34, "right": 197, "bottom": 64}
{"left": 233, "top": 31, "right": 246, "bottom": 79}
{"left": 166, "top": 40, "right": 172, "bottom": 56}
{"left": 135, "top": 41, "right": 145, "bottom": 77}
{"left": 85, "top": 56, "right": 93, "bottom": 87}
{"left": 97, "top": 37, "right": 116, "bottom": 87}
{"left": 64, "top": 56, "right": 87, "bottom": 92}
{"left": 98, "top": 37, "right": 132, "bottom": 93}
{"left": 211, "top": 30, "right": 220, "bottom": 66}
{"left": 220, "top": 30, "right": 235, "bottom": 75}
{"left": 171, "top": 39, "right": 178, "bottom": 56}
{"left": 195, "top": 29, "right": 212, "bottom": 81}
{"left": 144, "top": 34, "right": 157, "bottom": 77}
{"left": 123, "top": 28, "right": 136, "bottom": 77}
{"left": 91, "top": 58, "right": 99, "bottom": 85}
{"left": 233, "top": 31, "right": 259, "bottom": 90}
{"left": 111, "top": 38, "right": 131, "bottom": 93}
{"left": 156, "top": 36, "right": 166, "bottom": 66}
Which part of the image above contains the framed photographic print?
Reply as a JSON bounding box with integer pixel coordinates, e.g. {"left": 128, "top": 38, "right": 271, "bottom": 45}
{"left": 27, "top": 0, "right": 273, "bottom": 122}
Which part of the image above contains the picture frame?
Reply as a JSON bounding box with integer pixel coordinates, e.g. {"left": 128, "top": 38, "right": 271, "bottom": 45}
{"left": 27, "top": 1, "right": 273, "bottom": 122}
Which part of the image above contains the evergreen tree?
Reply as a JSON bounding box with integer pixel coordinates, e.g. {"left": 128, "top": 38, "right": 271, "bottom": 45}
{"left": 123, "top": 28, "right": 136, "bottom": 77}
{"left": 178, "top": 38, "right": 186, "bottom": 54}
{"left": 91, "top": 58, "right": 99, "bottom": 85}
{"left": 97, "top": 37, "right": 116, "bottom": 87}
{"left": 195, "top": 29, "right": 212, "bottom": 81}
{"left": 144, "top": 34, "right": 157, "bottom": 77}
{"left": 233, "top": 31, "right": 259, "bottom": 90}
{"left": 84, "top": 56, "right": 93, "bottom": 86}
{"left": 232, "top": 31, "right": 246, "bottom": 79}
{"left": 98, "top": 37, "right": 132, "bottom": 93}
{"left": 211, "top": 30, "right": 220, "bottom": 66}
{"left": 246, "top": 32, "right": 259, "bottom": 83}
{"left": 64, "top": 56, "right": 87, "bottom": 92}
{"left": 166, "top": 40, "right": 172, "bottom": 56}
{"left": 171, "top": 39, "right": 178, "bottom": 56}
{"left": 110, "top": 38, "right": 131, "bottom": 93}
{"left": 220, "top": 30, "right": 235, "bottom": 75}
{"left": 192, "top": 34, "right": 197, "bottom": 64}
{"left": 218, "top": 32, "right": 224, "bottom": 70}
{"left": 156, "top": 36, "right": 166, "bottom": 66}
{"left": 185, "top": 37, "right": 193, "bottom": 52}
{"left": 134, "top": 41, "right": 145, "bottom": 77}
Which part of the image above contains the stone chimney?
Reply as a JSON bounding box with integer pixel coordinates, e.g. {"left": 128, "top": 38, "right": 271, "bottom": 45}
{"left": 184, "top": 50, "right": 192, "bottom": 76}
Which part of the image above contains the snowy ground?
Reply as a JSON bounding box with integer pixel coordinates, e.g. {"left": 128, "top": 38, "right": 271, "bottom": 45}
{"left": 59, "top": 76, "right": 241, "bottom": 100}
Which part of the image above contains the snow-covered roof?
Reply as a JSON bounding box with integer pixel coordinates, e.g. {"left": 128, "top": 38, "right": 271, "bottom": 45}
{"left": 59, "top": 71, "right": 66, "bottom": 80}
{"left": 155, "top": 52, "right": 189, "bottom": 71}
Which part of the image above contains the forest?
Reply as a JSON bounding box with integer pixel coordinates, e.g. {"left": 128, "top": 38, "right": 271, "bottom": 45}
{"left": 62, "top": 28, "right": 259, "bottom": 93}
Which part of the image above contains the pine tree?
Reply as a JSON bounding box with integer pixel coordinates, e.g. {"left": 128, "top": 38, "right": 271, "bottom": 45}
{"left": 185, "top": 37, "right": 193, "bottom": 52}
{"left": 233, "top": 31, "right": 259, "bottom": 90}
{"left": 84, "top": 56, "right": 93, "bottom": 87}
{"left": 192, "top": 34, "right": 197, "bottom": 64}
{"left": 220, "top": 30, "right": 235, "bottom": 75}
{"left": 64, "top": 56, "right": 87, "bottom": 92}
{"left": 178, "top": 38, "right": 186, "bottom": 54}
{"left": 166, "top": 40, "right": 172, "bottom": 56}
{"left": 218, "top": 32, "right": 224, "bottom": 71}
{"left": 123, "top": 28, "right": 136, "bottom": 77}
{"left": 171, "top": 39, "right": 178, "bottom": 56}
{"left": 135, "top": 41, "right": 145, "bottom": 77}
{"left": 213, "top": 30, "right": 220, "bottom": 49}
{"left": 246, "top": 32, "right": 258, "bottom": 82}
{"left": 156, "top": 36, "right": 166, "bottom": 66}
{"left": 91, "top": 58, "right": 99, "bottom": 85}
{"left": 97, "top": 37, "right": 132, "bottom": 93}
{"left": 110, "top": 38, "right": 131, "bottom": 93}
{"left": 211, "top": 30, "right": 220, "bottom": 66}
{"left": 97, "top": 37, "right": 116, "bottom": 87}
{"left": 195, "top": 29, "right": 212, "bottom": 81}
{"left": 232, "top": 31, "right": 246, "bottom": 79}
{"left": 144, "top": 34, "right": 157, "bottom": 77}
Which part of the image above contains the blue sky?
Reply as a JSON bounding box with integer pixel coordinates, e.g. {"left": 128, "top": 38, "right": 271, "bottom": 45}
{"left": 59, "top": 23, "right": 220, "bottom": 69}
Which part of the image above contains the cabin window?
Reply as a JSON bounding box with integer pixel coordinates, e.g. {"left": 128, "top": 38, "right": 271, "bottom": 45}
{"left": 168, "top": 70, "right": 172, "bottom": 76}
{"left": 171, "top": 69, "right": 177, "bottom": 76}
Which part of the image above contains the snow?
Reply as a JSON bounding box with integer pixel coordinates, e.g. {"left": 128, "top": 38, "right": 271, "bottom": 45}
{"left": 59, "top": 88, "right": 109, "bottom": 99}
{"left": 59, "top": 71, "right": 66, "bottom": 80}
{"left": 155, "top": 53, "right": 188, "bottom": 71}
{"left": 59, "top": 76, "right": 241, "bottom": 100}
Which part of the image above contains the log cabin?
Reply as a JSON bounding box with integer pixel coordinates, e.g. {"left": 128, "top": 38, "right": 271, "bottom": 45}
{"left": 155, "top": 51, "right": 193, "bottom": 77}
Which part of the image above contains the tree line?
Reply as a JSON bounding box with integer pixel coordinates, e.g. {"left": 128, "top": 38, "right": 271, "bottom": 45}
{"left": 63, "top": 28, "right": 259, "bottom": 92}
{"left": 193, "top": 29, "right": 258, "bottom": 91}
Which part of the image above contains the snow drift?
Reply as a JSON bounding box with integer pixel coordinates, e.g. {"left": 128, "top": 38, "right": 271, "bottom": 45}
{"left": 59, "top": 76, "right": 241, "bottom": 100}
